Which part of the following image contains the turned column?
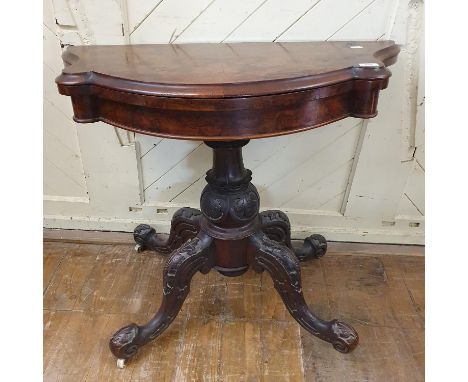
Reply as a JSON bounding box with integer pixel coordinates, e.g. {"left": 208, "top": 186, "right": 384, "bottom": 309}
{"left": 200, "top": 140, "right": 259, "bottom": 277}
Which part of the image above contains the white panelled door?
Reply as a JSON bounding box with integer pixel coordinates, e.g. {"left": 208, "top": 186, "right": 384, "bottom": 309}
{"left": 43, "top": 0, "right": 424, "bottom": 244}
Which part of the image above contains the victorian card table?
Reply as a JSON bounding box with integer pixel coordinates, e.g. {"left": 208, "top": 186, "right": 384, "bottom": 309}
{"left": 56, "top": 41, "right": 400, "bottom": 368}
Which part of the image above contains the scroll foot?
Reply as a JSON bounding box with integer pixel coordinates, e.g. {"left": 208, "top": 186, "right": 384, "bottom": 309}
{"left": 133, "top": 207, "right": 202, "bottom": 254}
{"left": 295, "top": 234, "right": 327, "bottom": 261}
{"left": 260, "top": 210, "right": 328, "bottom": 262}
{"left": 109, "top": 232, "right": 213, "bottom": 364}
{"left": 249, "top": 232, "right": 358, "bottom": 353}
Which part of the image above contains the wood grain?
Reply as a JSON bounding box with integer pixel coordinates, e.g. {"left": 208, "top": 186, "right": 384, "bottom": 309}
{"left": 57, "top": 42, "right": 398, "bottom": 98}
{"left": 56, "top": 41, "right": 399, "bottom": 141}
{"left": 43, "top": 242, "right": 424, "bottom": 381}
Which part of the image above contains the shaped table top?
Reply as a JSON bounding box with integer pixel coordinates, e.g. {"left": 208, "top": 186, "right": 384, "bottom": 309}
{"left": 56, "top": 41, "right": 399, "bottom": 140}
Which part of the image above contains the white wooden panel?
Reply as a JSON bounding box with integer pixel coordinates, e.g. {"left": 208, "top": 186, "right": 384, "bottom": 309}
{"left": 174, "top": 0, "right": 267, "bottom": 43}
{"left": 43, "top": 11, "right": 88, "bottom": 201}
{"left": 43, "top": 65, "right": 73, "bottom": 119}
{"left": 53, "top": 0, "right": 125, "bottom": 45}
{"left": 43, "top": 101, "right": 77, "bottom": 153}
{"left": 243, "top": 135, "right": 296, "bottom": 168}
{"left": 79, "top": 1, "right": 124, "bottom": 40}
{"left": 43, "top": 120, "right": 87, "bottom": 197}
{"left": 330, "top": 0, "right": 395, "bottom": 40}
{"left": 414, "top": 22, "right": 425, "bottom": 170}
{"left": 396, "top": 160, "right": 424, "bottom": 217}
{"left": 140, "top": 140, "right": 201, "bottom": 191}
{"left": 283, "top": 161, "right": 353, "bottom": 211}
{"left": 43, "top": 24, "right": 63, "bottom": 73}
{"left": 75, "top": 123, "right": 141, "bottom": 212}
{"left": 135, "top": 134, "right": 163, "bottom": 158}
{"left": 126, "top": 0, "right": 164, "bottom": 33}
{"left": 277, "top": 0, "right": 376, "bottom": 41}
{"left": 415, "top": 30, "right": 425, "bottom": 150}
{"left": 52, "top": 0, "right": 83, "bottom": 46}
{"left": 43, "top": 158, "right": 84, "bottom": 198}
{"left": 260, "top": 123, "right": 360, "bottom": 209}
{"left": 342, "top": 60, "right": 413, "bottom": 220}
{"left": 52, "top": 0, "right": 77, "bottom": 27}
{"left": 143, "top": 144, "right": 211, "bottom": 202}
{"left": 253, "top": 120, "right": 358, "bottom": 192}
{"left": 44, "top": 0, "right": 141, "bottom": 215}
{"left": 225, "top": 0, "right": 320, "bottom": 42}
{"left": 130, "top": 0, "right": 214, "bottom": 44}
{"left": 44, "top": 0, "right": 424, "bottom": 244}
{"left": 44, "top": 118, "right": 83, "bottom": 177}
{"left": 396, "top": 194, "right": 422, "bottom": 218}
{"left": 44, "top": 0, "right": 57, "bottom": 31}
{"left": 44, "top": 122, "right": 143, "bottom": 221}
{"left": 414, "top": 143, "right": 424, "bottom": 170}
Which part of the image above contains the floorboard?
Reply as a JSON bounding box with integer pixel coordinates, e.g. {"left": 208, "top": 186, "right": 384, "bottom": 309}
{"left": 43, "top": 241, "right": 424, "bottom": 381}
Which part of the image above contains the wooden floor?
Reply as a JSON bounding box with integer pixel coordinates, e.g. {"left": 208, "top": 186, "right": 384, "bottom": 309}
{"left": 43, "top": 241, "right": 424, "bottom": 382}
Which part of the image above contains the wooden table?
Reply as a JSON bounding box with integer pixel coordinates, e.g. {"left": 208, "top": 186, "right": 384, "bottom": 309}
{"left": 56, "top": 41, "right": 400, "bottom": 368}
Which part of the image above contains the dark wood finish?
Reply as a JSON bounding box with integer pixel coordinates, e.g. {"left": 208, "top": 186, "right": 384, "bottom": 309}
{"left": 55, "top": 41, "right": 400, "bottom": 368}
{"left": 56, "top": 41, "right": 399, "bottom": 141}
{"left": 133, "top": 207, "right": 201, "bottom": 254}
{"left": 43, "top": 228, "right": 425, "bottom": 257}
{"left": 109, "top": 232, "right": 214, "bottom": 360}
{"left": 260, "top": 209, "right": 328, "bottom": 261}
{"left": 249, "top": 232, "right": 358, "bottom": 353}
{"left": 109, "top": 141, "right": 358, "bottom": 364}
{"left": 43, "top": 242, "right": 424, "bottom": 381}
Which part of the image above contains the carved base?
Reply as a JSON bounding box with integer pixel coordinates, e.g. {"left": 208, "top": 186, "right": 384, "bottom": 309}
{"left": 110, "top": 233, "right": 213, "bottom": 360}
{"left": 111, "top": 141, "right": 358, "bottom": 366}
{"left": 133, "top": 207, "right": 201, "bottom": 254}
{"left": 249, "top": 232, "right": 358, "bottom": 353}
{"left": 260, "top": 210, "right": 328, "bottom": 261}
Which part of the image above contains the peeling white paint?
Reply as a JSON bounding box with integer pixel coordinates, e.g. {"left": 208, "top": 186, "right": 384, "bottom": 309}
{"left": 43, "top": 0, "right": 424, "bottom": 244}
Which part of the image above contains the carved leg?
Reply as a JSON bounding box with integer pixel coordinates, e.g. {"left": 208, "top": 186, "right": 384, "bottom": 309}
{"left": 134, "top": 207, "right": 202, "bottom": 254}
{"left": 259, "top": 210, "right": 292, "bottom": 247}
{"left": 260, "top": 210, "right": 327, "bottom": 261}
{"left": 249, "top": 232, "right": 358, "bottom": 353}
{"left": 110, "top": 232, "right": 213, "bottom": 366}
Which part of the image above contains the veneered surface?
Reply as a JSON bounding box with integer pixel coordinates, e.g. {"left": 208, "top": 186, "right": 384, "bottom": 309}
{"left": 55, "top": 41, "right": 399, "bottom": 140}
{"left": 58, "top": 41, "right": 399, "bottom": 98}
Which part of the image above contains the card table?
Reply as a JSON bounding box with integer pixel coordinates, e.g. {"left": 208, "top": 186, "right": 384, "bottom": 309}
{"left": 56, "top": 41, "right": 400, "bottom": 367}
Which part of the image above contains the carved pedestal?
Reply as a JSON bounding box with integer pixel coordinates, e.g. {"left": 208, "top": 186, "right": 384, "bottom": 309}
{"left": 109, "top": 140, "right": 359, "bottom": 366}
{"left": 56, "top": 40, "right": 400, "bottom": 369}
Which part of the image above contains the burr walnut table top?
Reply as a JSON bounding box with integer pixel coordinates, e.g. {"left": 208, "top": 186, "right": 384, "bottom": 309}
{"left": 56, "top": 41, "right": 399, "bottom": 141}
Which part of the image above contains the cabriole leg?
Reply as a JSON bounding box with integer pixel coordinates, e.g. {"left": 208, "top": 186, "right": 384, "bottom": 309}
{"left": 133, "top": 207, "right": 202, "bottom": 254}
{"left": 249, "top": 232, "right": 359, "bottom": 353}
{"left": 109, "top": 232, "right": 213, "bottom": 366}
{"left": 260, "top": 210, "right": 328, "bottom": 261}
